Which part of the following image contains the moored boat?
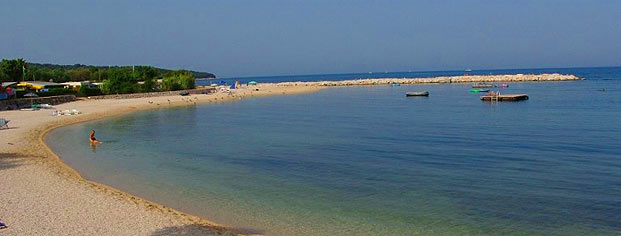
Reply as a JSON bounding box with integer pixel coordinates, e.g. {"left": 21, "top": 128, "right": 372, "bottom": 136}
{"left": 406, "top": 91, "right": 429, "bottom": 97}
{"left": 472, "top": 83, "right": 493, "bottom": 88}
{"left": 480, "top": 93, "right": 529, "bottom": 101}
{"left": 469, "top": 89, "right": 490, "bottom": 93}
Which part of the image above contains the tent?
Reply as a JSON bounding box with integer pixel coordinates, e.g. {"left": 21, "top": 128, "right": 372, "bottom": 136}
{"left": 248, "top": 81, "right": 257, "bottom": 85}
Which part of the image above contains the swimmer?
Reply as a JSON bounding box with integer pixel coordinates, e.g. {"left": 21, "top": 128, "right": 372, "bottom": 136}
{"left": 89, "top": 130, "right": 101, "bottom": 144}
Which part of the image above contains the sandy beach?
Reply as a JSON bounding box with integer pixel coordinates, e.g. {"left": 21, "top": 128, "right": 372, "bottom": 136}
{"left": 0, "top": 74, "right": 581, "bottom": 235}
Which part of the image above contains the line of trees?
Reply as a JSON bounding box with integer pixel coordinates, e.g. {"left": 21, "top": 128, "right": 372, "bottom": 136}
{"left": 1, "top": 58, "right": 204, "bottom": 95}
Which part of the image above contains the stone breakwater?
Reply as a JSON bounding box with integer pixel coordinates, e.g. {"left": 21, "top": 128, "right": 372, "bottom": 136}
{"left": 0, "top": 95, "right": 77, "bottom": 111}
{"left": 276, "top": 73, "right": 583, "bottom": 86}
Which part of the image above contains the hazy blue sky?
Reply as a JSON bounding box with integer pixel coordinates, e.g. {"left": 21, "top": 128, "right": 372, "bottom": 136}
{"left": 1, "top": 0, "right": 620, "bottom": 77}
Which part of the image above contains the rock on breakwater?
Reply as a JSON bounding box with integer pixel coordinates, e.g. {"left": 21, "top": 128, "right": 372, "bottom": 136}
{"left": 276, "top": 73, "right": 583, "bottom": 86}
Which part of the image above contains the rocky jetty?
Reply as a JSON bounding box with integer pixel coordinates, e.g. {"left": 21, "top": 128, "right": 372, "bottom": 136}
{"left": 0, "top": 95, "right": 77, "bottom": 110}
{"left": 276, "top": 73, "right": 582, "bottom": 87}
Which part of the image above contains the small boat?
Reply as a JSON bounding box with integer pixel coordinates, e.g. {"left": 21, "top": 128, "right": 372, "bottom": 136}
{"left": 472, "top": 83, "right": 493, "bottom": 88}
{"left": 390, "top": 83, "right": 401, "bottom": 87}
{"left": 480, "top": 93, "right": 529, "bottom": 101}
{"left": 465, "top": 68, "right": 473, "bottom": 72}
{"left": 406, "top": 91, "right": 429, "bottom": 97}
{"left": 179, "top": 91, "right": 190, "bottom": 96}
{"left": 469, "top": 89, "right": 490, "bottom": 93}
{"left": 496, "top": 83, "right": 509, "bottom": 88}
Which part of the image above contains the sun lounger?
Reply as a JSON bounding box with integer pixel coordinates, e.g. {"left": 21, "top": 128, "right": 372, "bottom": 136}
{"left": 39, "top": 104, "right": 53, "bottom": 109}
{"left": 0, "top": 118, "right": 9, "bottom": 129}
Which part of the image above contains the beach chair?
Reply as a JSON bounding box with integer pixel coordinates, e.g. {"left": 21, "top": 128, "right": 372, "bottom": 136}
{"left": 0, "top": 118, "right": 9, "bottom": 129}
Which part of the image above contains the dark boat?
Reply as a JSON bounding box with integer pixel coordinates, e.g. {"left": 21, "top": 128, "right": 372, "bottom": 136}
{"left": 179, "top": 91, "right": 190, "bottom": 96}
{"left": 480, "top": 94, "right": 529, "bottom": 101}
{"left": 406, "top": 91, "right": 429, "bottom": 97}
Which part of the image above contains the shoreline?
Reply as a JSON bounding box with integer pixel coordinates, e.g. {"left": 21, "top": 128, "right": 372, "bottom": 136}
{"left": 1, "top": 84, "right": 323, "bottom": 236}
{"left": 0, "top": 74, "right": 581, "bottom": 235}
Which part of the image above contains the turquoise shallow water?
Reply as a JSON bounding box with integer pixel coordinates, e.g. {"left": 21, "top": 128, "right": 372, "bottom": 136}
{"left": 48, "top": 68, "right": 621, "bottom": 235}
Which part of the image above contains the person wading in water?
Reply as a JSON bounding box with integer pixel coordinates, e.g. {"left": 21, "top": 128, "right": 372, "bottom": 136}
{"left": 89, "top": 130, "right": 101, "bottom": 144}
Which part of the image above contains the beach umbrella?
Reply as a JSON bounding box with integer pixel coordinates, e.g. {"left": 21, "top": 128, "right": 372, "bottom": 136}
{"left": 248, "top": 81, "right": 257, "bottom": 85}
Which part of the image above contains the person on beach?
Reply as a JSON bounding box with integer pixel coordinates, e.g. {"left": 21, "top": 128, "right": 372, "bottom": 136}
{"left": 0, "top": 219, "right": 7, "bottom": 229}
{"left": 89, "top": 130, "right": 101, "bottom": 144}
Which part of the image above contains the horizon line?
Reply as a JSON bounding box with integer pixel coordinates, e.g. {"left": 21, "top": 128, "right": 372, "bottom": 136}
{"left": 224, "top": 65, "right": 621, "bottom": 80}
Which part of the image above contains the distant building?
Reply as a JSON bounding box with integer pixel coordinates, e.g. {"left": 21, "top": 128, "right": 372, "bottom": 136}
{"left": 1, "top": 82, "right": 18, "bottom": 89}
{"left": 62, "top": 81, "right": 98, "bottom": 90}
{"left": 17, "top": 81, "right": 65, "bottom": 91}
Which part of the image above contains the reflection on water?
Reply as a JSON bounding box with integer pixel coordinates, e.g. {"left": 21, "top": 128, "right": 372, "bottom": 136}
{"left": 90, "top": 142, "right": 98, "bottom": 153}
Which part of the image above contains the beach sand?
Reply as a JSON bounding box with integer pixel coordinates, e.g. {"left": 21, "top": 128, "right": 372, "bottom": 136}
{"left": 0, "top": 84, "right": 321, "bottom": 236}
{"left": 0, "top": 74, "right": 581, "bottom": 235}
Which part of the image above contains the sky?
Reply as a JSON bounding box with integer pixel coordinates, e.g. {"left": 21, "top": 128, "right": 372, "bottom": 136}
{"left": 1, "top": 0, "right": 620, "bottom": 77}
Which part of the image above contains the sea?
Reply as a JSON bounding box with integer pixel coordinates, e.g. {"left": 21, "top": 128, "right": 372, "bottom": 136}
{"left": 47, "top": 67, "right": 621, "bottom": 236}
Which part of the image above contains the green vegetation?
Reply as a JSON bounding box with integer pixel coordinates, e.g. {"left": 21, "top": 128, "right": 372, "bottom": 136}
{"left": 1, "top": 58, "right": 210, "bottom": 97}
{"left": 0, "top": 58, "right": 28, "bottom": 82}
{"left": 161, "top": 70, "right": 195, "bottom": 91}
{"left": 36, "top": 88, "right": 77, "bottom": 97}
{"left": 21, "top": 62, "right": 215, "bottom": 81}
{"left": 78, "top": 86, "right": 102, "bottom": 96}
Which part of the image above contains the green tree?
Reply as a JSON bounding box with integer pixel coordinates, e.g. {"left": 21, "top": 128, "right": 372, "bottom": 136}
{"left": 69, "top": 68, "right": 92, "bottom": 81}
{"left": 141, "top": 77, "right": 157, "bottom": 92}
{"left": 161, "top": 70, "right": 194, "bottom": 91}
{"left": 26, "top": 67, "right": 51, "bottom": 81}
{"left": 101, "top": 67, "right": 138, "bottom": 94}
{"left": 51, "top": 68, "right": 69, "bottom": 83}
{"left": 0, "top": 58, "right": 28, "bottom": 81}
{"left": 88, "top": 69, "right": 107, "bottom": 82}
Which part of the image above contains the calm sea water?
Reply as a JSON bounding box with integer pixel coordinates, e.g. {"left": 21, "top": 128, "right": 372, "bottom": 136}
{"left": 48, "top": 67, "right": 621, "bottom": 236}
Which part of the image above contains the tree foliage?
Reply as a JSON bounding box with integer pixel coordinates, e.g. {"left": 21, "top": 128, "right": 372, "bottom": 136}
{"left": 1, "top": 58, "right": 205, "bottom": 95}
{"left": 101, "top": 67, "right": 139, "bottom": 94}
{"left": 1, "top": 58, "right": 28, "bottom": 82}
{"left": 161, "top": 70, "right": 195, "bottom": 91}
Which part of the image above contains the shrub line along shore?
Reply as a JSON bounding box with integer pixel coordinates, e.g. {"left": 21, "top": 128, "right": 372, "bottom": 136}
{"left": 0, "top": 74, "right": 581, "bottom": 235}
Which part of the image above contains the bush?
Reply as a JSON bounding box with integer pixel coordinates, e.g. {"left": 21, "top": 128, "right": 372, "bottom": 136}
{"left": 119, "top": 82, "right": 139, "bottom": 94}
{"left": 161, "top": 70, "right": 195, "bottom": 91}
{"left": 101, "top": 68, "right": 138, "bottom": 94}
{"left": 140, "top": 77, "right": 157, "bottom": 92}
{"left": 78, "top": 86, "right": 102, "bottom": 96}
{"left": 36, "top": 88, "right": 77, "bottom": 97}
